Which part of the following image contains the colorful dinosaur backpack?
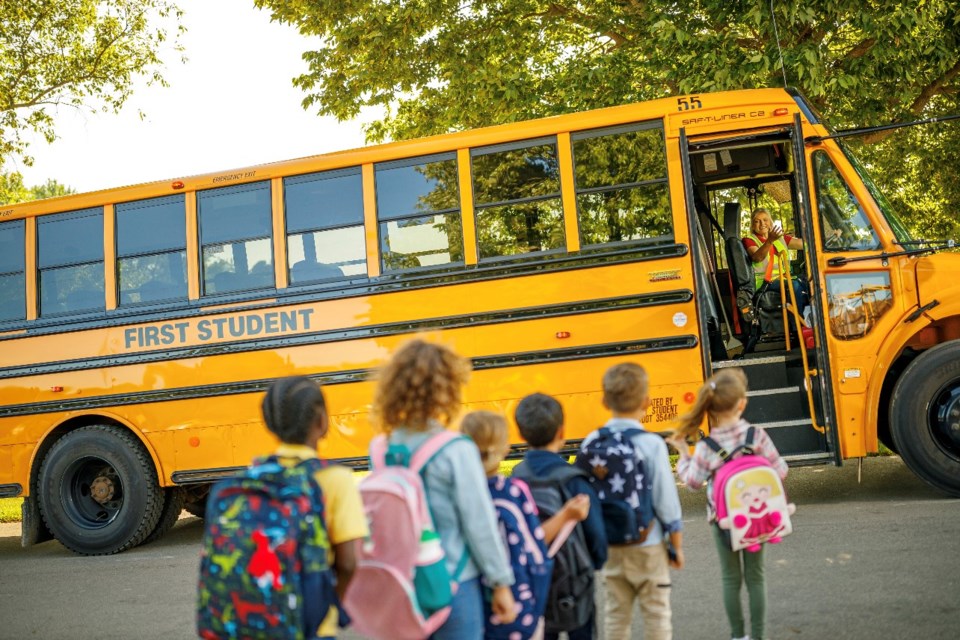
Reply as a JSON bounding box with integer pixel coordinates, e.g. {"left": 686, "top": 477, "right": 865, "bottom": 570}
{"left": 511, "top": 461, "right": 595, "bottom": 635}
{"left": 704, "top": 426, "right": 796, "bottom": 553}
{"left": 483, "top": 475, "right": 554, "bottom": 640}
{"left": 574, "top": 426, "right": 656, "bottom": 544}
{"left": 342, "top": 429, "right": 468, "bottom": 640}
{"left": 196, "top": 456, "right": 336, "bottom": 640}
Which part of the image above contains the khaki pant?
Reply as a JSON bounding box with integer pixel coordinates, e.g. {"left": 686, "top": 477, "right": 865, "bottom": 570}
{"left": 602, "top": 542, "right": 672, "bottom": 640}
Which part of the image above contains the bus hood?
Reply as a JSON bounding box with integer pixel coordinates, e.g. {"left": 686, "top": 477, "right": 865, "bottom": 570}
{"left": 915, "top": 252, "right": 960, "bottom": 312}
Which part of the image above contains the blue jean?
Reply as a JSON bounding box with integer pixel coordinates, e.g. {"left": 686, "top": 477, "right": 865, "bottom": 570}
{"left": 431, "top": 577, "right": 483, "bottom": 640}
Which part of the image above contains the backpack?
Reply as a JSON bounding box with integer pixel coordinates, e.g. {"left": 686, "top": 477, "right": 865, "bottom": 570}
{"left": 704, "top": 426, "right": 796, "bottom": 553}
{"left": 196, "top": 456, "right": 336, "bottom": 640}
{"left": 512, "top": 461, "right": 595, "bottom": 634}
{"left": 342, "top": 430, "right": 468, "bottom": 640}
{"left": 483, "top": 476, "right": 555, "bottom": 640}
{"left": 574, "top": 426, "right": 656, "bottom": 545}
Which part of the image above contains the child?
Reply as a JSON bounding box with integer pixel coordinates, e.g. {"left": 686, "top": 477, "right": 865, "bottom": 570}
{"left": 592, "top": 362, "right": 684, "bottom": 640}
{"left": 460, "top": 410, "right": 591, "bottom": 640}
{"left": 371, "top": 339, "right": 517, "bottom": 639}
{"left": 669, "top": 368, "right": 788, "bottom": 640}
{"left": 262, "top": 376, "right": 369, "bottom": 639}
{"left": 511, "top": 393, "right": 607, "bottom": 640}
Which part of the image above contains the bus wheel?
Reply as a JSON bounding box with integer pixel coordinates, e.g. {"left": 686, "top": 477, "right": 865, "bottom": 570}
{"left": 890, "top": 340, "right": 960, "bottom": 497}
{"left": 142, "top": 487, "right": 186, "bottom": 546}
{"left": 38, "top": 425, "right": 164, "bottom": 555}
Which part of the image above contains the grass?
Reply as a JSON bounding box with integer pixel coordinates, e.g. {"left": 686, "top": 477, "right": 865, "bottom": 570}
{"left": 0, "top": 498, "right": 21, "bottom": 523}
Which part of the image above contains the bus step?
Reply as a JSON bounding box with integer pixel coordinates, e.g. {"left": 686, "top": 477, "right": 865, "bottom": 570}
{"left": 744, "top": 386, "right": 809, "bottom": 423}
{"left": 753, "top": 418, "right": 829, "bottom": 458}
{"left": 713, "top": 354, "right": 803, "bottom": 391}
{"left": 782, "top": 451, "right": 836, "bottom": 466}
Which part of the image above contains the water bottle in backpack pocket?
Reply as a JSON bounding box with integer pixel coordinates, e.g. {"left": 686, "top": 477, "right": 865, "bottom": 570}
{"left": 342, "top": 430, "right": 468, "bottom": 640}
{"left": 196, "top": 456, "right": 337, "bottom": 640}
{"left": 704, "top": 426, "right": 797, "bottom": 553}
{"left": 512, "top": 462, "right": 595, "bottom": 635}
{"left": 574, "top": 426, "right": 656, "bottom": 544}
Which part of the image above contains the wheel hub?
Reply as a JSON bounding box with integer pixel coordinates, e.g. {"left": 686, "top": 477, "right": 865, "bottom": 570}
{"left": 932, "top": 383, "right": 960, "bottom": 454}
{"left": 90, "top": 475, "right": 116, "bottom": 505}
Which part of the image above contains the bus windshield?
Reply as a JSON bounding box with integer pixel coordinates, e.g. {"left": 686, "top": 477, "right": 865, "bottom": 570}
{"left": 839, "top": 142, "right": 914, "bottom": 244}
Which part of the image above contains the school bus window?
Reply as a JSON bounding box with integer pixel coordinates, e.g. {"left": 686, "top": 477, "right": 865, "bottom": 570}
{"left": 812, "top": 151, "right": 880, "bottom": 252}
{"left": 198, "top": 181, "right": 274, "bottom": 295}
{"left": 285, "top": 168, "right": 366, "bottom": 283}
{"left": 375, "top": 153, "right": 463, "bottom": 272}
{"left": 0, "top": 219, "right": 26, "bottom": 322}
{"left": 38, "top": 208, "right": 105, "bottom": 316}
{"left": 571, "top": 122, "right": 673, "bottom": 247}
{"left": 471, "top": 137, "right": 564, "bottom": 260}
{"left": 116, "top": 195, "right": 187, "bottom": 305}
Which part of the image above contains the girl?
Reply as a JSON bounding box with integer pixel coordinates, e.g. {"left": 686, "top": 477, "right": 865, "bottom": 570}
{"left": 371, "top": 339, "right": 517, "bottom": 639}
{"left": 668, "top": 368, "right": 788, "bottom": 640}
{"left": 460, "top": 410, "right": 590, "bottom": 640}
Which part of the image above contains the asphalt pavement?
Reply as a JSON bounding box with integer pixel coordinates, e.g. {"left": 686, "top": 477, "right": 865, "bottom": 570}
{"left": 0, "top": 455, "right": 957, "bottom": 639}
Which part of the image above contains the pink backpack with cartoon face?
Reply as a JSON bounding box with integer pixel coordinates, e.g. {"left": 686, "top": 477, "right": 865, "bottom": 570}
{"left": 704, "top": 427, "right": 796, "bottom": 553}
{"left": 342, "top": 430, "right": 466, "bottom": 640}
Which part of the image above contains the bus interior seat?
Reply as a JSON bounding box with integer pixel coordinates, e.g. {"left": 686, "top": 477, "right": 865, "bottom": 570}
{"left": 64, "top": 289, "right": 102, "bottom": 313}
{"left": 291, "top": 260, "right": 344, "bottom": 284}
{"left": 139, "top": 279, "right": 182, "bottom": 303}
{"left": 212, "top": 271, "right": 240, "bottom": 294}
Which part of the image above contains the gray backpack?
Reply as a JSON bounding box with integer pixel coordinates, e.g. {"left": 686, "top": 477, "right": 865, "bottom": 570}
{"left": 512, "top": 461, "right": 595, "bottom": 633}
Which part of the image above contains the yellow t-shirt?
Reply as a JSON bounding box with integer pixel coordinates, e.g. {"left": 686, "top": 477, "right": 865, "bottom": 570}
{"left": 274, "top": 444, "right": 368, "bottom": 637}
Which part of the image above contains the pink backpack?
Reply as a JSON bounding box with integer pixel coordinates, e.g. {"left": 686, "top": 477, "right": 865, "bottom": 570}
{"left": 704, "top": 426, "right": 796, "bottom": 553}
{"left": 343, "top": 430, "right": 466, "bottom": 640}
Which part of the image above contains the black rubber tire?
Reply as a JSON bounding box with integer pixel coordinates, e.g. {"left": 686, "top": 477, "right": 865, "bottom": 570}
{"left": 141, "top": 487, "right": 186, "bottom": 546}
{"left": 890, "top": 340, "right": 960, "bottom": 497}
{"left": 38, "top": 425, "right": 164, "bottom": 555}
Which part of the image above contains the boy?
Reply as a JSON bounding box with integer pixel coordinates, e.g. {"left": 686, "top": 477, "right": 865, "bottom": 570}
{"left": 592, "top": 362, "right": 684, "bottom": 640}
{"left": 261, "top": 376, "right": 370, "bottom": 639}
{"left": 512, "top": 392, "right": 607, "bottom": 640}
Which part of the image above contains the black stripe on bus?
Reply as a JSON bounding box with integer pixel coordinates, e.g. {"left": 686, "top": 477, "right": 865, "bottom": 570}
{"left": 171, "top": 438, "right": 595, "bottom": 482}
{"left": 0, "top": 290, "right": 694, "bottom": 380}
{"left": 0, "top": 243, "right": 689, "bottom": 340}
{"left": 0, "top": 336, "right": 697, "bottom": 419}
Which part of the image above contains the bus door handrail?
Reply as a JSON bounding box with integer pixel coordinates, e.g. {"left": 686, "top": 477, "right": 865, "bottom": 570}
{"left": 777, "top": 252, "right": 825, "bottom": 434}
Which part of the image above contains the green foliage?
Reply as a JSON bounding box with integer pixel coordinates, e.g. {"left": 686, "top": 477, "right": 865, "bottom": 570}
{"left": 0, "top": 498, "right": 21, "bottom": 523}
{"left": 0, "top": 172, "right": 75, "bottom": 204}
{"left": 0, "top": 0, "right": 184, "bottom": 170}
{"left": 254, "top": 0, "right": 960, "bottom": 241}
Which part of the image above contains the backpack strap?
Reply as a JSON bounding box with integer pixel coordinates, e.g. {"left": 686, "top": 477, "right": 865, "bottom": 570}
{"left": 700, "top": 435, "right": 730, "bottom": 461}
{"left": 742, "top": 426, "right": 757, "bottom": 455}
{"left": 408, "top": 429, "right": 463, "bottom": 475}
{"left": 368, "top": 434, "right": 388, "bottom": 470}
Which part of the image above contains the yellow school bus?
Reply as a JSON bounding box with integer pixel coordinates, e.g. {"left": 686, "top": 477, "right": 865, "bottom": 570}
{"left": 2, "top": 87, "right": 958, "bottom": 554}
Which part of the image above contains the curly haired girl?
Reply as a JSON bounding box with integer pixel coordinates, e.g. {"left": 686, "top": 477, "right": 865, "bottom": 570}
{"left": 371, "top": 339, "right": 516, "bottom": 639}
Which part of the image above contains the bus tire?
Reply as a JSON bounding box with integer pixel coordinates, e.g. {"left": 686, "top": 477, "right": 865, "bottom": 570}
{"left": 141, "top": 487, "right": 186, "bottom": 546}
{"left": 38, "top": 425, "right": 164, "bottom": 555}
{"left": 890, "top": 340, "right": 960, "bottom": 497}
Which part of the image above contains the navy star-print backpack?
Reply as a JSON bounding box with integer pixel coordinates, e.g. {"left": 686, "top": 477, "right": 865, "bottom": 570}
{"left": 574, "top": 427, "right": 656, "bottom": 544}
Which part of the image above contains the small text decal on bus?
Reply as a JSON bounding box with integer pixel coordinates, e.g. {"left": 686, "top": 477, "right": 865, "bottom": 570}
{"left": 649, "top": 396, "right": 679, "bottom": 423}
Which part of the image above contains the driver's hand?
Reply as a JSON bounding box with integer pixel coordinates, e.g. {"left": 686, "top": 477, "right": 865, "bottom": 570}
{"left": 768, "top": 225, "right": 783, "bottom": 242}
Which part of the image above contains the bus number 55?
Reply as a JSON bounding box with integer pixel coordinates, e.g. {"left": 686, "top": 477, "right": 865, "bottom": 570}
{"left": 677, "top": 96, "right": 703, "bottom": 111}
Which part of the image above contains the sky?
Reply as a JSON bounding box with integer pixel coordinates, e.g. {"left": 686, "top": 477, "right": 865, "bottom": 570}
{"left": 15, "top": 1, "right": 374, "bottom": 194}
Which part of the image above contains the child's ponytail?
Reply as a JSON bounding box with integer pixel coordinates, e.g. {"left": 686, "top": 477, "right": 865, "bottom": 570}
{"left": 675, "top": 368, "right": 749, "bottom": 441}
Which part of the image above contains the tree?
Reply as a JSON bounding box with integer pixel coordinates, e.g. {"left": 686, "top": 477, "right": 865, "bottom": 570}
{"left": 0, "top": 172, "right": 74, "bottom": 204}
{"left": 254, "top": 0, "right": 960, "bottom": 239}
{"left": 0, "top": 0, "right": 184, "bottom": 170}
